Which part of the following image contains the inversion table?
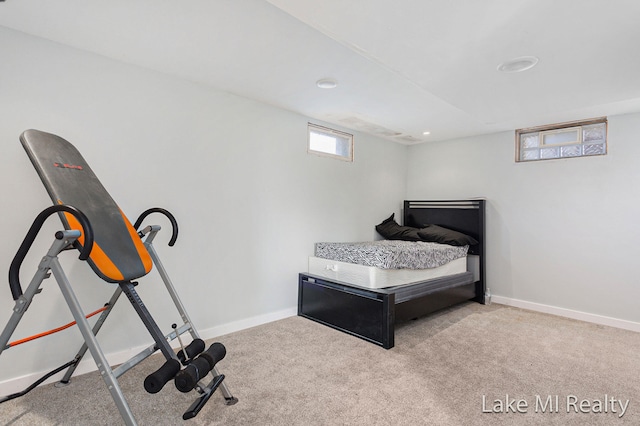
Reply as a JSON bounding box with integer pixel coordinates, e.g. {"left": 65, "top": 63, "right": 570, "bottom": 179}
{"left": 0, "top": 129, "right": 237, "bottom": 424}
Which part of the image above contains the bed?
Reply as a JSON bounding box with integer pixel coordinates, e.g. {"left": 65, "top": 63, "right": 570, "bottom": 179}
{"left": 297, "top": 199, "right": 486, "bottom": 349}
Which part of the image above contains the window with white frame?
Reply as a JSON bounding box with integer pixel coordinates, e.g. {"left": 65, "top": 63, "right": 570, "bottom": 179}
{"left": 308, "top": 123, "right": 353, "bottom": 162}
{"left": 516, "top": 117, "right": 607, "bottom": 162}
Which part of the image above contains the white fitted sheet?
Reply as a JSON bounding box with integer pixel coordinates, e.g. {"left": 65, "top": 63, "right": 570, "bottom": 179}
{"left": 308, "top": 256, "right": 468, "bottom": 289}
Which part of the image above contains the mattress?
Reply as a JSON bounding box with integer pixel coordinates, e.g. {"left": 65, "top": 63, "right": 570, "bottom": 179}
{"left": 308, "top": 256, "right": 468, "bottom": 289}
{"left": 314, "top": 240, "right": 468, "bottom": 269}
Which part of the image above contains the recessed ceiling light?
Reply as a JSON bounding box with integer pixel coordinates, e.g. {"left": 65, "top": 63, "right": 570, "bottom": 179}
{"left": 422, "top": 131, "right": 431, "bottom": 136}
{"left": 497, "top": 56, "right": 539, "bottom": 73}
{"left": 316, "top": 78, "right": 338, "bottom": 89}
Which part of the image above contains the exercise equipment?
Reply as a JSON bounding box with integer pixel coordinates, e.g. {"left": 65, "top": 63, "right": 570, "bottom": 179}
{"left": 0, "top": 129, "right": 237, "bottom": 424}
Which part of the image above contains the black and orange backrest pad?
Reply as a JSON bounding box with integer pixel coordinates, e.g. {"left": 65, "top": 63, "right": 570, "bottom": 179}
{"left": 20, "top": 129, "right": 152, "bottom": 283}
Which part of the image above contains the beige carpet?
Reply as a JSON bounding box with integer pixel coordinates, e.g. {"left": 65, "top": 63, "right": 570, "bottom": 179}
{"left": 1, "top": 302, "right": 639, "bottom": 425}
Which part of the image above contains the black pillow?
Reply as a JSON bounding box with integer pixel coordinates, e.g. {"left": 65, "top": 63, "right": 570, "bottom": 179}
{"left": 375, "top": 214, "right": 422, "bottom": 241}
{"left": 417, "top": 224, "right": 478, "bottom": 246}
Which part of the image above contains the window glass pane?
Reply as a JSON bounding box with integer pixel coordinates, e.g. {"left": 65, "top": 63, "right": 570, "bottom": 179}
{"left": 309, "top": 132, "right": 337, "bottom": 154}
{"left": 516, "top": 118, "right": 607, "bottom": 162}
{"left": 541, "top": 128, "right": 579, "bottom": 145}
{"left": 584, "top": 143, "right": 605, "bottom": 155}
{"left": 583, "top": 124, "right": 606, "bottom": 142}
{"left": 561, "top": 145, "right": 581, "bottom": 157}
{"left": 334, "top": 135, "right": 351, "bottom": 157}
{"left": 308, "top": 123, "right": 353, "bottom": 161}
{"left": 521, "top": 133, "right": 539, "bottom": 148}
{"left": 540, "top": 147, "right": 560, "bottom": 159}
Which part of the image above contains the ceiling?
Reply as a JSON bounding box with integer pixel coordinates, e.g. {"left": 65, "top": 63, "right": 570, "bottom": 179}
{"left": 1, "top": 0, "right": 639, "bottom": 144}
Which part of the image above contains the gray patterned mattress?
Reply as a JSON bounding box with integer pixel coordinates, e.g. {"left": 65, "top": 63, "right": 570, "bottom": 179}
{"left": 314, "top": 240, "right": 468, "bottom": 270}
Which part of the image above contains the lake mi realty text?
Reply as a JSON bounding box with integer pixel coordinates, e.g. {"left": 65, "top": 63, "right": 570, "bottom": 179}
{"left": 482, "top": 394, "right": 629, "bottom": 418}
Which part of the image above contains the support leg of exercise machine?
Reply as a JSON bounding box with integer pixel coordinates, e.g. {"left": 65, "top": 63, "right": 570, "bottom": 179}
{"left": 0, "top": 230, "right": 137, "bottom": 425}
{"left": 56, "top": 286, "right": 123, "bottom": 386}
{"left": 0, "top": 231, "right": 77, "bottom": 359}
{"left": 51, "top": 255, "right": 138, "bottom": 425}
{"left": 142, "top": 225, "right": 238, "bottom": 405}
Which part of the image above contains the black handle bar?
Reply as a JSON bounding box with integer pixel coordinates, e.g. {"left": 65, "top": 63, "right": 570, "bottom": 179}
{"left": 9, "top": 205, "right": 94, "bottom": 300}
{"left": 133, "top": 208, "right": 178, "bottom": 246}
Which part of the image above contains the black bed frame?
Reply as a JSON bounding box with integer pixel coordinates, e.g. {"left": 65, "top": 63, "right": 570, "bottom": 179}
{"left": 298, "top": 199, "right": 485, "bottom": 349}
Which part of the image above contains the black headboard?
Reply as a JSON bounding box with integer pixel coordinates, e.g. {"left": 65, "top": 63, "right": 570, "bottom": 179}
{"left": 403, "top": 199, "right": 485, "bottom": 301}
{"left": 403, "top": 200, "right": 485, "bottom": 255}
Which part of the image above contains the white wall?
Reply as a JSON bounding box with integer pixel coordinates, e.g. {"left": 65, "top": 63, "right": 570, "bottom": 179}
{"left": 0, "top": 27, "right": 407, "bottom": 388}
{"left": 407, "top": 113, "right": 640, "bottom": 324}
{"left": 5, "top": 21, "right": 638, "bottom": 394}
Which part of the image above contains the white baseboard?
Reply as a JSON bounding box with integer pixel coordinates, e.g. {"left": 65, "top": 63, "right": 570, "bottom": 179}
{"left": 0, "top": 306, "right": 297, "bottom": 396}
{"left": 491, "top": 295, "right": 640, "bottom": 333}
{"left": 196, "top": 307, "right": 298, "bottom": 341}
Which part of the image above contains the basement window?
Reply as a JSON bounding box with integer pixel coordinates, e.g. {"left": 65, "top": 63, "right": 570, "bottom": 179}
{"left": 516, "top": 117, "right": 607, "bottom": 162}
{"left": 308, "top": 123, "right": 353, "bottom": 162}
